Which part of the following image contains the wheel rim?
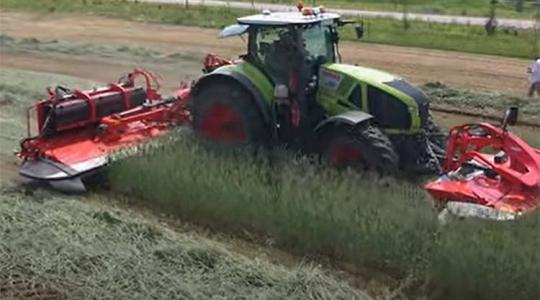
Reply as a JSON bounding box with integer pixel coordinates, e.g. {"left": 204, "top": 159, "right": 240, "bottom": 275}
{"left": 328, "top": 143, "right": 364, "bottom": 168}
{"left": 199, "top": 103, "right": 247, "bottom": 143}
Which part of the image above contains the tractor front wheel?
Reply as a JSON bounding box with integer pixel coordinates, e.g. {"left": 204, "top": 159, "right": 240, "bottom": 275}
{"left": 192, "top": 82, "right": 268, "bottom": 146}
{"left": 319, "top": 123, "right": 399, "bottom": 175}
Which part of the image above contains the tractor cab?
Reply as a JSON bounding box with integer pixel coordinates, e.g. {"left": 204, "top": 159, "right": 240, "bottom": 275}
{"left": 220, "top": 8, "right": 359, "bottom": 86}
{"left": 238, "top": 10, "right": 339, "bottom": 85}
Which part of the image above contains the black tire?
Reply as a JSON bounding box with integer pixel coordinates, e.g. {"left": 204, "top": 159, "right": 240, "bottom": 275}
{"left": 319, "top": 122, "right": 400, "bottom": 175}
{"left": 191, "top": 81, "right": 269, "bottom": 146}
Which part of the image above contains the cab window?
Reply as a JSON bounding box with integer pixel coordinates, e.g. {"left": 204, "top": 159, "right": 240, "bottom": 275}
{"left": 367, "top": 86, "right": 411, "bottom": 129}
{"left": 301, "top": 23, "right": 334, "bottom": 63}
{"left": 347, "top": 85, "right": 362, "bottom": 108}
{"left": 250, "top": 26, "right": 298, "bottom": 84}
{"left": 253, "top": 27, "right": 288, "bottom": 63}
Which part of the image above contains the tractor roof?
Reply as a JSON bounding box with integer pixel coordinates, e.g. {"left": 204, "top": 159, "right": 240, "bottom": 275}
{"left": 237, "top": 11, "right": 340, "bottom": 26}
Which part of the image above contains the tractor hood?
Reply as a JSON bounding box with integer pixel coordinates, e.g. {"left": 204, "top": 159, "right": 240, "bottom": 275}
{"left": 323, "top": 64, "right": 399, "bottom": 85}
{"left": 318, "top": 63, "right": 430, "bottom": 132}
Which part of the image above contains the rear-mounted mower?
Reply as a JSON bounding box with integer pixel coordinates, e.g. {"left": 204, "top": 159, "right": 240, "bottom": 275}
{"left": 17, "top": 69, "right": 191, "bottom": 191}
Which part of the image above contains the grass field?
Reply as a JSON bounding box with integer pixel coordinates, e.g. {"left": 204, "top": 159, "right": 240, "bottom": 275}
{"left": 109, "top": 132, "right": 540, "bottom": 300}
{"left": 1, "top": 0, "right": 538, "bottom": 58}
{"left": 422, "top": 82, "right": 540, "bottom": 123}
{"left": 238, "top": 0, "right": 539, "bottom": 19}
{"left": 1, "top": 68, "right": 539, "bottom": 299}
{"left": 0, "top": 34, "right": 203, "bottom": 64}
{"left": 1, "top": 29, "right": 539, "bottom": 300}
{"left": 0, "top": 187, "right": 368, "bottom": 299}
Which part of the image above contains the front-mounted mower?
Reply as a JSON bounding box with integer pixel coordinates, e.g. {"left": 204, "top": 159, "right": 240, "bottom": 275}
{"left": 425, "top": 108, "right": 540, "bottom": 221}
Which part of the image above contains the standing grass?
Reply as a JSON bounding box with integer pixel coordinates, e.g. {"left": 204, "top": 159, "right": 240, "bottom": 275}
{"left": 429, "top": 213, "right": 540, "bottom": 300}
{"left": 0, "top": 0, "right": 537, "bottom": 58}
{"left": 237, "top": 0, "right": 538, "bottom": 19}
{"left": 340, "top": 17, "right": 537, "bottom": 58}
{"left": 0, "top": 0, "right": 252, "bottom": 30}
{"left": 108, "top": 132, "right": 540, "bottom": 300}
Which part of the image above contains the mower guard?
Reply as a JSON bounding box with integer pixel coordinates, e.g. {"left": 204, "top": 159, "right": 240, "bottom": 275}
{"left": 20, "top": 155, "right": 106, "bottom": 181}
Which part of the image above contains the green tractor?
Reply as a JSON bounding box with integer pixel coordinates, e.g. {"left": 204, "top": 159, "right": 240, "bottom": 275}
{"left": 191, "top": 8, "right": 445, "bottom": 174}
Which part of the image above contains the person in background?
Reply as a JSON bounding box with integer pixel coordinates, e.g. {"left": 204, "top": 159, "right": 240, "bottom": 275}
{"left": 528, "top": 57, "right": 540, "bottom": 97}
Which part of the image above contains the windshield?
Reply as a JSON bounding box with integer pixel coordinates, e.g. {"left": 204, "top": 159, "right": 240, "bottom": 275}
{"left": 302, "top": 23, "right": 335, "bottom": 63}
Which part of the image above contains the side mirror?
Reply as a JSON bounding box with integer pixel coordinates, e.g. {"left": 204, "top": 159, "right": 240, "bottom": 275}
{"left": 355, "top": 21, "right": 364, "bottom": 39}
{"left": 502, "top": 107, "right": 519, "bottom": 130}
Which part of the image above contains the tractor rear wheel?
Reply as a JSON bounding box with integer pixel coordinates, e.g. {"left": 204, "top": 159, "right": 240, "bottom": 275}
{"left": 192, "top": 82, "right": 268, "bottom": 146}
{"left": 319, "top": 123, "right": 399, "bottom": 175}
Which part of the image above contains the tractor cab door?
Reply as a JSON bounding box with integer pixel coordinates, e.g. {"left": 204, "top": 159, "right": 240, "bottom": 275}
{"left": 247, "top": 24, "right": 334, "bottom": 144}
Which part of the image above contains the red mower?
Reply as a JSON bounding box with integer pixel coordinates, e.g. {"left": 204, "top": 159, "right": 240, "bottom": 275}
{"left": 425, "top": 108, "right": 540, "bottom": 221}
{"left": 17, "top": 69, "right": 192, "bottom": 191}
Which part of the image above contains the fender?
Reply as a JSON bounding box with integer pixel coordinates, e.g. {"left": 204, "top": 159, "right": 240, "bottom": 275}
{"left": 192, "top": 70, "right": 272, "bottom": 124}
{"left": 315, "top": 111, "right": 374, "bottom": 133}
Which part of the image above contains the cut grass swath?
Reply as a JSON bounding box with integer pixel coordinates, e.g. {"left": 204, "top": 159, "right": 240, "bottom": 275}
{"left": 0, "top": 187, "right": 368, "bottom": 300}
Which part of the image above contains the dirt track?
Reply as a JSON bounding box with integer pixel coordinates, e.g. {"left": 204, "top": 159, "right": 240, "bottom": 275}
{"left": 0, "top": 11, "right": 532, "bottom": 95}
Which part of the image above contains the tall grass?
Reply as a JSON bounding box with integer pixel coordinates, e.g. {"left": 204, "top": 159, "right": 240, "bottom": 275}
{"left": 430, "top": 214, "right": 540, "bottom": 300}
{"left": 109, "top": 131, "right": 540, "bottom": 300}
{"left": 339, "top": 17, "right": 537, "bottom": 58}
{"left": 110, "top": 134, "right": 435, "bottom": 276}
{"left": 0, "top": 0, "right": 537, "bottom": 58}
{"left": 237, "top": 0, "right": 538, "bottom": 19}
